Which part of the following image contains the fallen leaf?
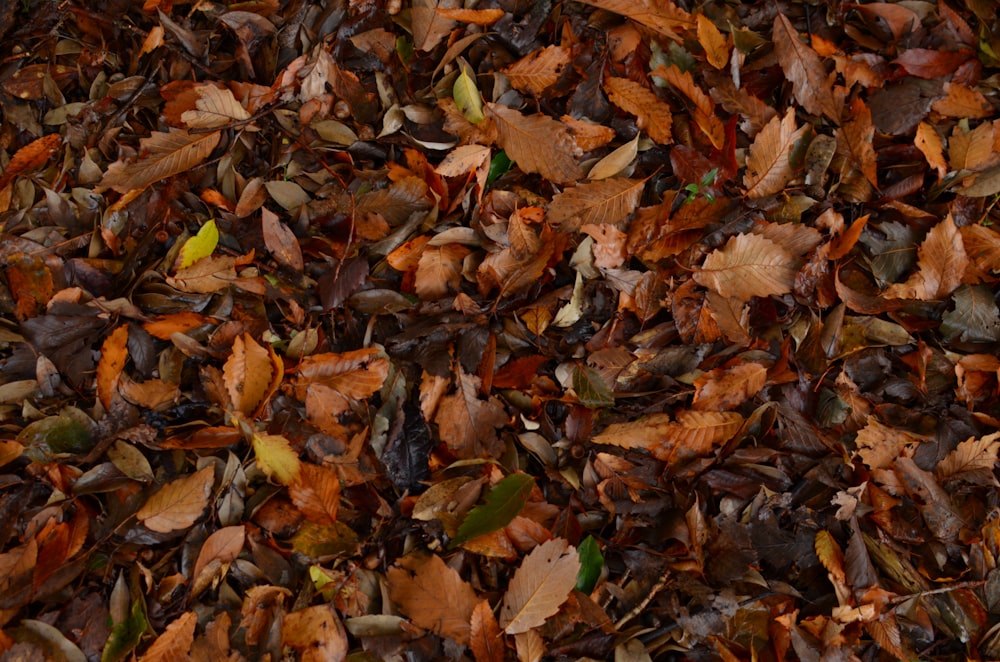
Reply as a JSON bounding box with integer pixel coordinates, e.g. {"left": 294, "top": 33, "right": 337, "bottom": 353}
{"left": 547, "top": 178, "right": 646, "bottom": 232}
{"left": 98, "top": 129, "right": 221, "bottom": 194}
{"left": 223, "top": 333, "right": 275, "bottom": 417}
{"left": 503, "top": 46, "right": 571, "bottom": 96}
{"left": 388, "top": 552, "right": 479, "bottom": 644}
{"left": 885, "top": 215, "right": 967, "bottom": 300}
{"left": 192, "top": 525, "right": 245, "bottom": 596}
{"left": 137, "top": 466, "right": 215, "bottom": 533}
{"left": 289, "top": 463, "right": 342, "bottom": 525}
{"left": 485, "top": 103, "right": 582, "bottom": 184}
{"left": 470, "top": 600, "right": 504, "bottom": 662}
{"left": 773, "top": 13, "right": 839, "bottom": 121}
{"left": 604, "top": 76, "right": 673, "bottom": 144}
{"left": 435, "top": 370, "right": 509, "bottom": 459}
{"left": 252, "top": 433, "right": 301, "bottom": 485}
{"left": 140, "top": 611, "right": 197, "bottom": 662}
{"left": 282, "top": 604, "right": 348, "bottom": 662}
{"left": 575, "top": 0, "right": 693, "bottom": 42}
{"left": 96, "top": 325, "right": 129, "bottom": 411}
{"left": 500, "top": 538, "right": 580, "bottom": 634}
{"left": 743, "top": 107, "right": 809, "bottom": 199}
{"left": 694, "top": 232, "right": 797, "bottom": 300}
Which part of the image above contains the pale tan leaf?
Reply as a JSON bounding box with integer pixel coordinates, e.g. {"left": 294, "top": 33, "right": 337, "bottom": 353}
{"left": 961, "top": 224, "right": 1000, "bottom": 275}
{"left": 773, "top": 13, "right": 839, "bottom": 121}
{"left": 435, "top": 371, "right": 509, "bottom": 459}
{"left": 223, "top": 333, "right": 274, "bottom": 417}
{"left": 514, "top": 630, "right": 545, "bottom": 662}
{"left": 293, "top": 347, "right": 389, "bottom": 404}
{"left": 743, "top": 108, "right": 808, "bottom": 199}
{"left": 587, "top": 133, "right": 639, "bottom": 180}
{"left": 836, "top": 98, "right": 878, "bottom": 187}
{"left": 415, "top": 243, "right": 471, "bottom": 300}
{"left": 282, "top": 604, "right": 348, "bottom": 662}
{"left": 141, "top": 611, "right": 197, "bottom": 661}
{"left": 500, "top": 538, "right": 580, "bottom": 634}
{"left": 182, "top": 85, "right": 251, "bottom": 129}
{"left": 388, "top": 553, "right": 479, "bottom": 644}
{"left": 485, "top": 103, "right": 582, "bottom": 184}
{"left": 503, "top": 45, "right": 571, "bottom": 96}
{"left": 696, "top": 14, "right": 729, "bottom": 69}
{"left": 470, "top": 600, "right": 504, "bottom": 662}
{"left": 252, "top": 433, "right": 302, "bottom": 485}
{"left": 411, "top": 0, "right": 459, "bottom": 52}
{"left": 289, "top": 463, "right": 342, "bottom": 525}
{"left": 137, "top": 465, "right": 214, "bottom": 533}
{"left": 98, "top": 129, "right": 221, "bottom": 194}
{"left": 651, "top": 65, "right": 724, "bottom": 149}
{"left": 691, "top": 363, "right": 767, "bottom": 411}
{"left": 435, "top": 144, "right": 491, "bottom": 177}
{"left": 936, "top": 432, "right": 1000, "bottom": 481}
{"left": 693, "top": 233, "right": 797, "bottom": 301}
{"left": 914, "top": 122, "right": 947, "bottom": 180}
{"left": 854, "top": 417, "right": 923, "bottom": 471}
{"left": 192, "top": 525, "right": 245, "bottom": 596}
{"left": 751, "top": 220, "right": 823, "bottom": 257}
{"left": 603, "top": 76, "right": 672, "bottom": 144}
{"left": 547, "top": 178, "right": 646, "bottom": 232}
{"left": 575, "top": 0, "right": 693, "bottom": 42}
{"left": 885, "top": 215, "right": 967, "bottom": 300}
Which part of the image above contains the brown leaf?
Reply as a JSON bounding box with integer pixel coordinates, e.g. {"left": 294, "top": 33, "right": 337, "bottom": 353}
{"left": 773, "top": 13, "right": 839, "bottom": 122}
{"left": 500, "top": 538, "right": 580, "bottom": 634}
{"left": 137, "top": 466, "right": 214, "bottom": 533}
{"left": 261, "top": 207, "right": 304, "bottom": 272}
{"left": 98, "top": 129, "right": 221, "bottom": 194}
{"left": 96, "top": 325, "right": 129, "bottom": 411}
{"left": 470, "top": 599, "right": 504, "bottom": 662}
{"left": 181, "top": 84, "right": 251, "bottom": 129}
{"left": 223, "top": 333, "right": 275, "bottom": 417}
{"left": 651, "top": 65, "right": 724, "bottom": 149}
{"left": 693, "top": 232, "right": 797, "bottom": 301}
{"left": 837, "top": 98, "right": 878, "bottom": 187}
{"left": 854, "top": 417, "right": 923, "bottom": 471}
{"left": 885, "top": 215, "right": 967, "bottom": 300}
{"left": 592, "top": 410, "right": 742, "bottom": 464}
{"left": 574, "top": 0, "right": 693, "bottom": 42}
{"left": 603, "top": 76, "right": 673, "bottom": 144}
{"left": 435, "top": 371, "right": 509, "bottom": 459}
{"left": 141, "top": 611, "right": 197, "bottom": 662}
{"left": 435, "top": 7, "right": 505, "bottom": 24}
{"left": 696, "top": 14, "right": 729, "bottom": 69}
{"left": 892, "top": 48, "right": 971, "bottom": 79}
{"left": 743, "top": 107, "right": 809, "bottom": 199}
{"left": 282, "top": 604, "right": 348, "bottom": 662}
{"left": 192, "top": 525, "right": 245, "bottom": 596}
{"left": 936, "top": 433, "right": 1000, "bottom": 482}
{"left": 485, "top": 104, "right": 582, "bottom": 184}
{"left": 914, "top": 122, "right": 947, "bottom": 180}
{"left": 547, "top": 178, "right": 646, "bottom": 232}
{"left": 166, "top": 254, "right": 238, "bottom": 294}
{"left": 692, "top": 362, "right": 767, "bottom": 411}
{"left": 411, "top": 0, "right": 459, "bottom": 51}
{"left": 503, "top": 46, "right": 571, "bottom": 96}
{"left": 0, "top": 134, "right": 62, "bottom": 191}
{"left": 388, "top": 552, "right": 479, "bottom": 644}
{"left": 293, "top": 347, "right": 389, "bottom": 411}
{"left": 415, "top": 243, "right": 471, "bottom": 300}
{"left": 288, "top": 463, "right": 342, "bottom": 525}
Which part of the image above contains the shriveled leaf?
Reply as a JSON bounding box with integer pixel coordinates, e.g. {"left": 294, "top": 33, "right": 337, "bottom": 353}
{"left": 941, "top": 285, "right": 1000, "bottom": 343}
{"left": 178, "top": 219, "right": 219, "bottom": 269}
{"left": 500, "top": 538, "right": 580, "bottom": 634}
{"left": 572, "top": 365, "right": 614, "bottom": 409}
{"left": 293, "top": 347, "right": 389, "bottom": 410}
{"left": 603, "top": 76, "right": 672, "bottom": 144}
{"left": 485, "top": 103, "right": 582, "bottom": 184}
{"left": 97, "top": 325, "right": 129, "bottom": 411}
{"left": 98, "top": 129, "right": 221, "bottom": 194}
{"left": 773, "top": 13, "right": 839, "bottom": 121}
{"left": 693, "top": 232, "right": 797, "bottom": 300}
{"left": 252, "top": 433, "right": 302, "bottom": 485}
{"left": 885, "top": 215, "right": 967, "bottom": 300}
{"left": 503, "top": 46, "right": 571, "bottom": 96}
{"left": 388, "top": 552, "right": 479, "bottom": 644}
{"left": 453, "top": 473, "right": 534, "bottom": 547}
{"left": 141, "top": 611, "right": 196, "bottom": 662}
{"left": 137, "top": 466, "right": 214, "bottom": 533}
{"left": 547, "top": 178, "right": 646, "bottom": 232}
{"left": 0, "top": 133, "right": 62, "bottom": 190}
{"left": 743, "top": 108, "right": 809, "bottom": 199}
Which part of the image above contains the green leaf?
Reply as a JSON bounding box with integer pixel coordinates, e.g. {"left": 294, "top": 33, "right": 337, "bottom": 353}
{"left": 101, "top": 599, "right": 147, "bottom": 662}
{"left": 575, "top": 535, "right": 604, "bottom": 594}
{"left": 453, "top": 69, "right": 484, "bottom": 124}
{"left": 178, "top": 219, "right": 219, "bottom": 269}
{"left": 451, "top": 473, "right": 534, "bottom": 548}
{"left": 487, "top": 150, "right": 513, "bottom": 185}
{"left": 573, "top": 365, "right": 614, "bottom": 409}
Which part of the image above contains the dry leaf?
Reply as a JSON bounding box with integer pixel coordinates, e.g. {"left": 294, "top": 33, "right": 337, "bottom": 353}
{"left": 262, "top": 207, "right": 304, "bottom": 272}
{"left": 500, "top": 538, "right": 580, "bottom": 634}
{"left": 503, "top": 46, "right": 571, "bottom": 96}
{"left": 575, "top": 0, "right": 693, "bottom": 42}
{"left": 96, "top": 325, "right": 129, "bottom": 411}
{"left": 470, "top": 600, "right": 504, "bottom": 662}
{"left": 593, "top": 410, "right": 743, "bottom": 464}
{"left": 137, "top": 465, "right": 214, "bottom": 533}
{"left": 885, "top": 215, "right": 967, "bottom": 300}
{"left": 435, "top": 370, "right": 509, "bottom": 459}
{"left": 223, "top": 333, "right": 274, "bottom": 417}
{"left": 743, "top": 108, "right": 809, "bottom": 199}
{"left": 651, "top": 65, "right": 724, "bottom": 149}
{"left": 693, "top": 232, "right": 797, "bottom": 300}
{"left": 282, "top": 604, "right": 348, "bottom": 662}
{"left": 141, "top": 611, "right": 197, "bottom": 662}
{"left": 604, "top": 76, "right": 673, "bottom": 144}
{"left": 411, "top": 0, "right": 459, "bottom": 51}
{"left": 773, "top": 13, "right": 839, "bottom": 122}
{"left": 388, "top": 552, "right": 479, "bottom": 644}
{"left": 98, "top": 129, "right": 221, "bottom": 194}
{"left": 252, "top": 433, "right": 302, "bottom": 485}
{"left": 914, "top": 122, "right": 947, "bottom": 180}
{"left": 485, "top": 103, "right": 582, "bottom": 184}
{"left": 696, "top": 14, "right": 729, "bottom": 69}
{"left": 837, "top": 98, "right": 878, "bottom": 187}
{"left": 415, "top": 243, "right": 471, "bottom": 300}
{"left": 936, "top": 433, "right": 1000, "bottom": 481}
{"left": 289, "top": 463, "right": 342, "bottom": 525}
{"left": 547, "top": 178, "right": 646, "bottom": 232}
{"left": 181, "top": 84, "right": 251, "bottom": 129}
{"left": 293, "top": 347, "right": 389, "bottom": 411}
{"left": 0, "top": 133, "right": 62, "bottom": 191}
{"left": 192, "top": 525, "right": 245, "bottom": 596}
{"left": 692, "top": 362, "right": 767, "bottom": 411}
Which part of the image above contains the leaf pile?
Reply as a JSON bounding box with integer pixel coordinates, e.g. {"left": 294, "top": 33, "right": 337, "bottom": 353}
{"left": 1, "top": 0, "right": 1000, "bottom": 659}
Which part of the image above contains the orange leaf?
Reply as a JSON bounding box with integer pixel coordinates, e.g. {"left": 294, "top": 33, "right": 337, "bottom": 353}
{"left": 97, "top": 325, "right": 129, "bottom": 411}
{"left": 884, "top": 215, "right": 967, "bottom": 300}
{"left": 593, "top": 410, "right": 742, "bottom": 464}
{"left": 574, "top": 0, "right": 693, "bottom": 42}
{"left": 696, "top": 14, "right": 729, "bottom": 69}
{"left": 837, "top": 98, "right": 878, "bottom": 187}
{"left": 98, "top": 129, "right": 221, "bottom": 194}
{"left": 435, "top": 7, "right": 505, "bottom": 25}
{"left": 137, "top": 465, "right": 214, "bottom": 533}
{"left": 294, "top": 347, "right": 389, "bottom": 408}
{"left": 500, "top": 538, "right": 580, "bottom": 634}
{"left": 415, "top": 243, "right": 471, "bottom": 300}
{"left": 223, "top": 333, "right": 275, "bottom": 417}
{"left": 743, "top": 107, "right": 808, "bottom": 199}
{"left": 289, "top": 463, "right": 342, "bottom": 525}
{"left": 434, "top": 370, "right": 509, "bottom": 459}
{"left": 282, "top": 604, "right": 348, "bottom": 662}
{"left": 141, "top": 312, "right": 211, "bottom": 340}
{"left": 693, "top": 232, "right": 797, "bottom": 301}
{"left": 773, "top": 13, "right": 839, "bottom": 122}
{"left": 503, "top": 46, "right": 571, "bottom": 96}
{"left": 411, "top": 0, "right": 459, "bottom": 52}
{"left": 470, "top": 600, "right": 504, "bottom": 662}
{"left": 0, "top": 134, "right": 62, "bottom": 191}
{"left": 141, "top": 611, "right": 197, "bottom": 662}
{"left": 485, "top": 103, "right": 582, "bottom": 184}
{"left": 692, "top": 362, "right": 767, "bottom": 411}
{"left": 931, "top": 82, "right": 993, "bottom": 119}
{"left": 603, "top": 76, "right": 672, "bottom": 144}
{"left": 651, "top": 65, "right": 724, "bottom": 149}
{"left": 547, "top": 178, "right": 646, "bottom": 232}
{"left": 388, "top": 553, "right": 479, "bottom": 644}
{"left": 192, "top": 525, "right": 245, "bottom": 597}
{"left": 914, "top": 122, "right": 947, "bottom": 181}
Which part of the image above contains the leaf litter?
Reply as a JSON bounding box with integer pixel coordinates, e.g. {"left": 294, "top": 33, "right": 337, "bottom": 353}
{"left": 1, "top": 0, "right": 1000, "bottom": 660}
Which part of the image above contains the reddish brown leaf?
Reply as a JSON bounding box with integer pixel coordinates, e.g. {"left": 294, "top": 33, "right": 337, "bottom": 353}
{"left": 485, "top": 103, "right": 582, "bottom": 184}
{"left": 743, "top": 108, "right": 809, "bottom": 198}
{"left": 282, "top": 604, "right": 348, "bottom": 662}
{"left": 288, "top": 463, "right": 342, "bottom": 525}
{"left": 0, "top": 134, "right": 62, "bottom": 190}
{"left": 603, "top": 76, "right": 673, "bottom": 144}
{"left": 470, "top": 599, "right": 504, "bottom": 662}
{"left": 388, "top": 553, "right": 479, "bottom": 644}
{"left": 98, "top": 129, "right": 222, "bottom": 194}
{"left": 885, "top": 215, "right": 967, "bottom": 300}
{"left": 773, "top": 13, "right": 839, "bottom": 121}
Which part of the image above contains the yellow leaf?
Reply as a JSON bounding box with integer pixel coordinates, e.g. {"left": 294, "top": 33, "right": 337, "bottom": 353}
{"left": 453, "top": 69, "right": 484, "bottom": 123}
{"left": 179, "top": 219, "right": 219, "bottom": 269}
{"left": 252, "top": 433, "right": 301, "bottom": 485}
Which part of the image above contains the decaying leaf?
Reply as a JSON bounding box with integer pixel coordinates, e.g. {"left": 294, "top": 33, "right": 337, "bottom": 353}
{"left": 773, "top": 13, "right": 839, "bottom": 122}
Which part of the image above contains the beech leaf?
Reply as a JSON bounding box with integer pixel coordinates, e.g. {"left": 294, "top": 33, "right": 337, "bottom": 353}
{"left": 773, "top": 13, "right": 839, "bottom": 121}
{"left": 282, "top": 604, "right": 348, "bottom": 662}
{"left": 470, "top": 600, "right": 504, "bottom": 662}
{"left": 743, "top": 108, "right": 809, "bottom": 199}
{"left": 434, "top": 370, "right": 509, "bottom": 459}
{"left": 485, "top": 103, "right": 582, "bottom": 184}
{"left": 137, "top": 466, "right": 214, "bottom": 533}
{"left": 603, "top": 76, "right": 672, "bottom": 144}
{"left": 178, "top": 219, "right": 220, "bottom": 269}
{"left": 453, "top": 69, "right": 484, "bottom": 123}
{"left": 223, "top": 333, "right": 275, "bottom": 417}
{"left": 181, "top": 85, "right": 250, "bottom": 129}
{"left": 547, "top": 178, "right": 646, "bottom": 232}
{"left": 693, "top": 232, "right": 797, "bottom": 300}
{"left": 98, "top": 129, "right": 221, "bottom": 194}
{"left": 574, "top": 0, "right": 693, "bottom": 42}
{"left": 884, "top": 215, "right": 967, "bottom": 300}
{"left": 500, "top": 538, "right": 581, "bottom": 634}
{"left": 388, "top": 553, "right": 479, "bottom": 644}
{"left": 503, "top": 45, "right": 571, "bottom": 96}
{"left": 96, "top": 325, "right": 129, "bottom": 411}
{"left": 252, "top": 433, "right": 301, "bottom": 485}
{"left": 140, "top": 611, "right": 196, "bottom": 662}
